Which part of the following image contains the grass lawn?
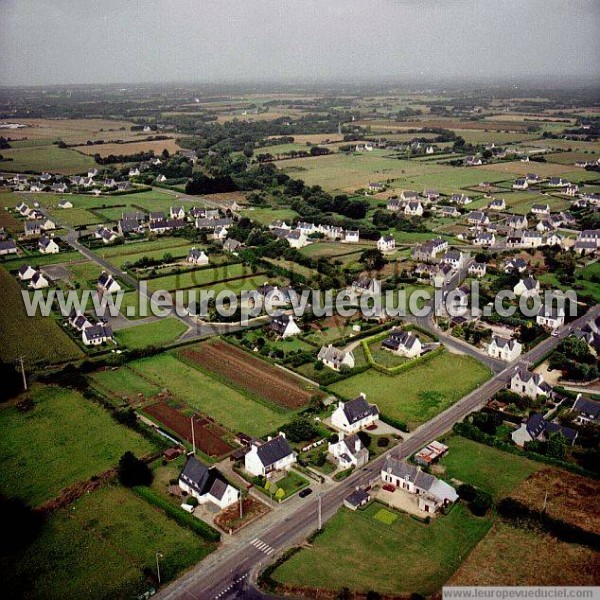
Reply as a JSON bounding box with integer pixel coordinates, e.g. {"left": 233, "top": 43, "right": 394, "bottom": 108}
{"left": 147, "top": 262, "right": 249, "bottom": 292}
{"left": 239, "top": 206, "right": 298, "bottom": 226}
{"left": 1, "top": 144, "right": 96, "bottom": 175}
{"left": 0, "top": 484, "right": 215, "bottom": 600}
{"left": 114, "top": 317, "right": 188, "bottom": 349}
{"left": 438, "top": 436, "right": 542, "bottom": 500}
{"left": 272, "top": 502, "right": 491, "bottom": 596}
{"left": 0, "top": 385, "right": 155, "bottom": 506}
{"left": 263, "top": 470, "right": 309, "bottom": 500}
{"left": 90, "top": 366, "right": 161, "bottom": 401}
{"left": 329, "top": 351, "right": 491, "bottom": 429}
{"left": 128, "top": 353, "right": 290, "bottom": 436}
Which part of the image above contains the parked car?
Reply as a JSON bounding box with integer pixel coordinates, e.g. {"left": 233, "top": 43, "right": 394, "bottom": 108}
{"left": 299, "top": 488, "right": 313, "bottom": 498}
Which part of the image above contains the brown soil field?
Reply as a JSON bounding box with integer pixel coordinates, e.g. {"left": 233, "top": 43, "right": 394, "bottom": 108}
{"left": 354, "top": 118, "right": 531, "bottom": 132}
{"left": 0, "top": 209, "right": 21, "bottom": 233}
{"left": 476, "top": 160, "right": 576, "bottom": 177}
{"left": 449, "top": 521, "right": 600, "bottom": 586}
{"left": 198, "top": 191, "right": 248, "bottom": 205}
{"left": 144, "top": 399, "right": 234, "bottom": 457}
{"left": 181, "top": 340, "right": 319, "bottom": 409}
{"left": 75, "top": 138, "right": 183, "bottom": 157}
{"left": 509, "top": 468, "right": 600, "bottom": 537}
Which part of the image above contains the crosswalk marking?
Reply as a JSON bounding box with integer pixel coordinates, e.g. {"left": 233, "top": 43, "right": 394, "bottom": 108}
{"left": 250, "top": 537, "right": 275, "bottom": 555}
{"left": 213, "top": 573, "right": 248, "bottom": 599}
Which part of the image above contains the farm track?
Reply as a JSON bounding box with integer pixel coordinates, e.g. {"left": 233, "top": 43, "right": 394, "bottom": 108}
{"left": 181, "top": 340, "right": 315, "bottom": 409}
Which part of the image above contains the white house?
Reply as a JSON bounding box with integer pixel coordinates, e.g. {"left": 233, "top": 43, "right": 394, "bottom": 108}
{"left": 38, "top": 237, "right": 60, "bottom": 254}
{"left": 82, "top": 323, "right": 114, "bottom": 346}
{"left": 513, "top": 276, "right": 540, "bottom": 298}
{"left": 18, "top": 265, "right": 36, "bottom": 281}
{"left": 507, "top": 214, "right": 528, "bottom": 230}
{"left": 187, "top": 248, "right": 209, "bottom": 266}
{"left": 468, "top": 262, "right": 487, "bottom": 277}
{"left": 511, "top": 413, "right": 578, "bottom": 448}
{"left": 58, "top": 199, "right": 73, "bottom": 209}
{"left": 488, "top": 198, "right": 506, "bottom": 211}
{"left": 377, "top": 234, "right": 396, "bottom": 254}
{"left": 510, "top": 368, "right": 552, "bottom": 398}
{"left": 570, "top": 396, "right": 600, "bottom": 426}
{"left": 404, "top": 201, "right": 424, "bottom": 217}
{"left": 474, "top": 232, "right": 495, "bottom": 247}
{"left": 0, "top": 239, "right": 18, "bottom": 256}
{"left": 331, "top": 394, "right": 379, "bottom": 434}
{"left": 29, "top": 271, "right": 49, "bottom": 289}
{"left": 531, "top": 204, "right": 550, "bottom": 216}
{"left": 351, "top": 277, "right": 380, "bottom": 296}
{"left": 381, "top": 456, "right": 458, "bottom": 513}
{"left": 213, "top": 225, "right": 229, "bottom": 241}
{"left": 286, "top": 229, "right": 309, "bottom": 249}
{"left": 513, "top": 178, "right": 529, "bottom": 190}
{"left": 441, "top": 250, "right": 469, "bottom": 269}
{"left": 381, "top": 328, "right": 422, "bottom": 358}
{"left": 487, "top": 336, "right": 522, "bottom": 361}
{"left": 328, "top": 433, "right": 368, "bottom": 469}
{"left": 536, "top": 305, "right": 565, "bottom": 330}
{"left": 41, "top": 218, "right": 56, "bottom": 231}
{"left": 98, "top": 271, "right": 122, "bottom": 294}
{"left": 179, "top": 455, "right": 239, "bottom": 510}
{"left": 343, "top": 230, "right": 360, "bottom": 243}
{"left": 244, "top": 433, "right": 296, "bottom": 477}
{"left": 521, "top": 230, "right": 543, "bottom": 248}
{"left": 318, "top": 345, "right": 355, "bottom": 371}
{"left": 170, "top": 206, "right": 186, "bottom": 220}
{"left": 269, "top": 313, "right": 301, "bottom": 338}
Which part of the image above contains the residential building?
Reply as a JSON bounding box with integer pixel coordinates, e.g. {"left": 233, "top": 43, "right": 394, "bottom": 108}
{"left": 30, "top": 271, "right": 49, "bottom": 289}
{"left": 0, "top": 239, "right": 18, "bottom": 256}
{"left": 488, "top": 198, "right": 506, "bottom": 211}
{"left": 82, "top": 323, "right": 114, "bottom": 346}
{"left": 244, "top": 433, "right": 296, "bottom": 477}
{"left": 328, "top": 433, "right": 368, "bottom": 469}
{"left": 377, "top": 234, "right": 396, "bottom": 254}
{"left": 331, "top": 394, "right": 379, "bottom": 433}
{"left": 18, "top": 265, "right": 36, "bottom": 281}
{"left": 98, "top": 271, "right": 121, "bottom": 294}
{"left": 468, "top": 262, "right": 487, "bottom": 277}
{"left": 317, "top": 345, "right": 355, "bottom": 371}
{"left": 269, "top": 313, "right": 301, "bottom": 338}
{"left": 536, "top": 305, "right": 565, "bottom": 330}
{"left": 510, "top": 368, "right": 552, "bottom": 397}
{"left": 570, "top": 396, "right": 600, "bottom": 426}
{"left": 187, "top": 248, "right": 209, "bottom": 265}
{"left": 511, "top": 413, "right": 578, "bottom": 447}
{"left": 513, "top": 276, "right": 540, "bottom": 297}
{"left": 38, "top": 236, "right": 59, "bottom": 254}
{"left": 381, "top": 329, "right": 422, "bottom": 358}
{"left": 487, "top": 336, "right": 522, "bottom": 361}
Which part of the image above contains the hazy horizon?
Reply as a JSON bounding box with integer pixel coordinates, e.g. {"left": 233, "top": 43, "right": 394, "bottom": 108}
{"left": 1, "top": 0, "right": 599, "bottom": 87}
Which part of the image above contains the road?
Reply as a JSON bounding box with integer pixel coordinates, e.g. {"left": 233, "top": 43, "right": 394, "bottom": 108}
{"left": 157, "top": 304, "right": 599, "bottom": 600}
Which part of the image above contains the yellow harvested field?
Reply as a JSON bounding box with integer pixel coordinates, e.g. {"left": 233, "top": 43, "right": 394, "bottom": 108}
{"left": 216, "top": 111, "right": 302, "bottom": 124}
{"left": 287, "top": 133, "right": 344, "bottom": 144}
{"left": 475, "top": 160, "right": 576, "bottom": 177}
{"left": 75, "top": 138, "right": 183, "bottom": 157}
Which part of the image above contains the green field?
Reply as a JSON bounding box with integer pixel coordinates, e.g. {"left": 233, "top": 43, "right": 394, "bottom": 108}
{"left": 1, "top": 144, "right": 96, "bottom": 174}
{"left": 90, "top": 366, "right": 161, "bottom": 400}
{"left": 0, "top": 484, "right": 215, "bottom": 600}
{"left": 114, "top": 317, "right": 188, "bottom": 349}
{"left": 99, "top": 237, "right": 191, "bottom": 259}
{"left": 330, "top": 351, "right": 491, "bottom": 429}
{"left": 0, "top": 267, "right": 83, "bottom": 365}
{"left": 147, "top": 262, "right": 250, "bottom": 292}
{"left": 439, "top": 436, "right": 542, "bottom": 500}
{"left": 272, "top": 502, "right": 491, "bottom": 595}
{"left": 0, "top": 385, "right": 155, "bottom": 506}
{"left": 239, "top": 206, "right": 299, "bottom": 226}
{"left": 128, "top": 353, "right": 290, "bottom": 436}
{"left": 108, "top": 245, "right": 190, "bottom": 269}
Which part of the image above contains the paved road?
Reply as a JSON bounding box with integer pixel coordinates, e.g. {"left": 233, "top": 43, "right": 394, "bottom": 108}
{"left": 156, "top": 304, "right": 599, "bottom": 600}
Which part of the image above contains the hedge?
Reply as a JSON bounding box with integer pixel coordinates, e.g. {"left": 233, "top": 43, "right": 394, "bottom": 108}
{"left": 363, "top": 342, "right": 445, "bottom": 376}
{"left": 379, "top": 413, "right": 409, "bottom": 433}
{"left": 453, "top": 422, "right": 598, "bottom": 479}
{"left": 132, "top": 486, "right": 221, "bottom": 542}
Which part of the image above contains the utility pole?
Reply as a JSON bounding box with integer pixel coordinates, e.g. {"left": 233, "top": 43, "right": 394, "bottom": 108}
{"left": 190, "top": 415, "right": 196, "bottom": 455}
{"left": 239, "top": 492, "right": 243, "bottom": 519}
{"left": 317, "top": 493, "right": 323, "bottom": 530}
{"left": 17, "top": 356, "right": 27, "bottom": 392}
{"left": 155, "top": 551, "right": 163, "bottom": 585}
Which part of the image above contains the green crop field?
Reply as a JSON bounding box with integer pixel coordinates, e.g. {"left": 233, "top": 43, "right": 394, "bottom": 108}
{"left": 128, "top": 353, "right": 290, "bottom": 436}
{"left": 330, "top": 351, "right": 491, "bottom": 429}
{"left": 0, "top": 267, "right": 83, "bottom": 365}
{"left": 438, "top": 436, "right": 542, "bottom": 500}
{"left": 99, "top": 237, "right": 191, "bottom": 259}
{"left": 147, "top": 262, "right": 250, "bottom": 292}
{"left": 0, "top": 385, "right": 155, "bottom": 506}
{"left": 239, "top": 206, "right": 299, "bottom": 225}
{"left": 0, "top": 484, "right": 215, "bottom": 600}
{"left": 272, "top": 502, "right": 491, "bottom": 596}
{"left": 107, "top": 246, "right": 191, "bottom": 268}
{"left": 0, "top": 144, "right": 96, "bottom": 174}
{"left": 90, "top": 366, "right": 161, "bottom": 400}
{"left": 114, "top": 317, "right": 188, "bottom": 349}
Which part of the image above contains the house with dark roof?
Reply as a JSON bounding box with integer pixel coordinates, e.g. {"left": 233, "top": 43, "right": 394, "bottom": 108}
{"left": 0, "top": 239, "right": 17, "bottom": 256}
{"left": 507, "top": 214, "right": 528, "bottom": 230}
{"left": 377, "top": 234, "right": 396, "bottom": 254}
{"left": 350, "top": 277, "right": 380, "bottom": 296}
{"left": 318, "top": 345, "right": 355, "bottom": 371}
{"left": 511, "top": 413, "right": 578, "bottom": 448}
{"left": 468, "top": 262, "right": 487, "bottom": 278}
{"left": 487, "top": 336, "right": 522, "bottom": 362}
{"left": 331, "top": 394, "right": 379, "bottom": 433}
{"left": 381, "top": 456, "right": 458, "bottom": 513}
{"left": 510, "top": 368, "right": 552, "bottom": 398}
{"left": 570, "top": 396, "right": 600, "bottom": 426}
{"left": 68, "top": 309, "right": 92, "bottom": 332}
{"left": 179, "top": 455, "right": 239, "bottom": 509}
{"left": 381, "top": 328, "right": 422, "bottom": 358}
{"left": 269, "top": 313, "right": 301, "bottom": 338}
{"left": 504, "top": 258, "right": 528, "bottom": 273}
{"left": 343, "top": 488, "right": 371, "bottom": 511}
{"left": 18, "top": 265, "right": 36, "bottom": 281}
{"left": 328, "top": 433, "right": 368, "bottom": 468}
{"left": 488, "top": 198, "right": 506, "bottom": 211}
{"left": 187, "top": 247, "right": 209, "bottom": 265}
{"left": 30, "top": 271, "right": 49, "bottom": 290}
{"left": 536, "top": 305, "right": 565, "bottom": 330}
{"left": 38, "top": 236, "right": 59, "bottom": 254}
{"left": 244, "top": 433, "right": 296, "bottom": 477}
{"left": 513, "top": 276, "right": 540, "bottom": 298}
{"left": 98, "top": 271, "right": 121, "bottom": 294}
{"left": 82, "top": 323, "right": 113, "bottom": 346}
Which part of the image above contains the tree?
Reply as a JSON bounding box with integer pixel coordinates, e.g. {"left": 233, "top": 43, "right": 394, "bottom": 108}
{"left": 360, "top": 248, "right": 386, "bottom": 271}
{"left": 470, "top": 490, "right": 493, "bottom": 516}
{"left": 283, "top": 416, "right": 317, "bottom": 442}
{"left": 546, "top": 431, "right": 567, "bottom": 460}
{"left": 0, "top": 495, "right": 43, "bottom": 554}
{"left": 117, "top": 451, "right": 153, "bottom": 487}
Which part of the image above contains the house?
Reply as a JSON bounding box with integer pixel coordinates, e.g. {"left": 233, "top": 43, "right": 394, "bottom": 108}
{"left": 58, "top": 199, "right": 73, "bottom": 209}
{"left": 466, "top": 211, "right": 490, "bottom": 227}
{"left": 331, "top": 394, "right": 379, "bottom": 433}
{"left": 319, "top": 225, "right": 344, "bottom": 240}
{"left": 285, "top": 229, "right": 309, "bottom": 249}
{"left": 351, "top": 277, "right": 380, "bottom": 296}
{"left": 440, "top": 206, "right": 460, "bottom": 218}
{"left": 328, "top": 433, "right": 368, "bottom": 469}
{"left": 381, "top": 328, "right": 422, "bottom": 358}
{"left": 149, "top": 218, "right": 186, "bottom": 234}
{"left": 381, "top": 456, "right": 458, "bottom": 513}
{"left": 68, "top": 310, "right": 92, "bottom": 332}
{"left": 543, "top": 232, "right": 565, "bottom": 247}
{"left": 269, "top": 220, "right": 291, "bottom": 231}
{"left": 344, "top": 488, "right": 371, "bottom": 511}
{"left": 474, "top": 232, "right": 495, "bottom": 246}
{"left": 411, "top": 237, "right": 448, "bottom": 261}
{"left": 468, "top": 262, "right": 487, "bottom": 277}
{"left": 149, "top": 211, "right": 166, "bottom": 223}
{"left": 487, "top": 336, "right": 522, "bottom": 361}
{"left": 488, "top": 198, "right": 506, "bottom": 211}
{"left": 343, "top": 230, "right": 360, "bottom": 243}
{"left": 0, "top": 239, "right": 18, "bottom": 256}
{"left": 17, "top": 265, "right": 36, "bottom": 281}
{"left": 424, "top": 189, "right": 440, "bottom": 201}
{"left": 128, "top": 167, "right": 141, "bottom": 177}
{"left": 96, "top": 227, "right": 120, "bottom": 244}
{"left": 577, "top": 230, "right": 600, "bottom": 248}
{"left": 244, "top": 433, "right": 296, "bottom": 477}
{"left": 507, "top": 214, "right": 528, "bottom": 230}
{"left": 98, "top": 271, "right": 121, "bottom": 294}
{"left": 223, "top": 238, "right": 242, "bottom": 253}
{"left": 573, "top": 240, "right": 599, "bottom": 256}
{"left": 511, "top": 413, "right": 577, "bottom": 448}
{"left": 30, "top": 271, "right": 49, "bottom": 289}
{"left": 465, "top": 155, "right": 482, "bottom": 166}
{"left": 269, "top": 313, "right": 301, "bottom": 338}
{"left": 526, "top": 173, "right": 541, "bottom": 184}
{"left": 513, "top": 276, "right": 540, "bottom": 297}
{"left": 441, "top": 250, "right": 468, "bottom": 269}
{"left": 187, "top": 248, "right": 209, "bottom": 265}
{"left": 178, "top": 455, "right": 239, "bottom": 510}
{"left": 213, "top": 225, "right": 229, "bottom": 241}
{"left": 386, "top": 198, "right": 401, "bottom": 212}
{"left": 536, "top": 219, "right": 553, "bottom": 233}
{"left": 377, "top": 234, "right": 396, "bottom": 254}
{"left": 504, "top": 258, "right": 528, "bottom": 273}
{"left": 564, "top": 184, "right": 578, "bottom": 197}
{"left": 118, "top": 217, "right": 143, "bottom": 236}
{"left": 82, "top": 323, "right": 114, "bottom": 346}
{"left": 570, "top": 396, "right": 600, "bottom": 426}
{"left": 433, "top": 263, "right": 455, "bottom": 287}
{"left": 317, "top": 345, "right": 355, "bottom": 371}
{"left": 38, "top": 236, "right": 60, "bottom": 254}
{"left": 521, "top": 230, "right": 543, "bottom": 248}
{"left": 548, "top": 177, "right": 568, "bottom": 187}
{"left": 24, "top": 221, "right": 41, "bottom": 236}
{"left": 401, "top": 190, "right": 419, "bottom": 202}
{"left": 510, "top": 368, "right": 552, "bottom": 398}
{"left": 87, "top": 168, "right": 99, "bottom": 178}
{"left": 404, "top": 201, "right": 424, "bottom": 217}
{"left": 415, "top": 441, "right": 449, "bottom": 467}
{"left": 116, "top": 181, "right": 132, "bottom": 192}
{"left": 513, "top": 178, "right": 528, "bottom": 190}
{"left": 103, "top": 178, "right": 118, "bottom": 188}
{"left": 531, "top": 203, "right": 550, "bottom": 215}
{"left": 450, "top": 193, "right": 472, "bottom": 205}
{"left": 170, "top": 206, "right": 185, "bottom": 220}
{"left": 536, "top": 305, "right": 565, "bottom": 330}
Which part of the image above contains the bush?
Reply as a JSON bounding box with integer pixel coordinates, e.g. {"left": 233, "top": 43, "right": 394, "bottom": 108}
{"left": 470, "top": 490, "right": 493, "bottom": 516}
{"left": 118, "top": 451, "right": 153, "bottom": 487}
{"left": 457, "top": 483, "right": 477, "bottom": 502}
{"left": 376, "top": 436, "right": 390, "bottom": 448}
{"left": 185, "top": 496, "right": 199, "bottom": 507}
{"left": 275, "top": 488, "right": 285, "bottom": 499}
{"left": 328, "top": 433, "right": 339, "bottom": 444}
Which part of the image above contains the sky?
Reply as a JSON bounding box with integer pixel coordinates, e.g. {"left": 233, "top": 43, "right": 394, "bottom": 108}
{"left": 0, "top": 0, "right": 599, "bottom": 86}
